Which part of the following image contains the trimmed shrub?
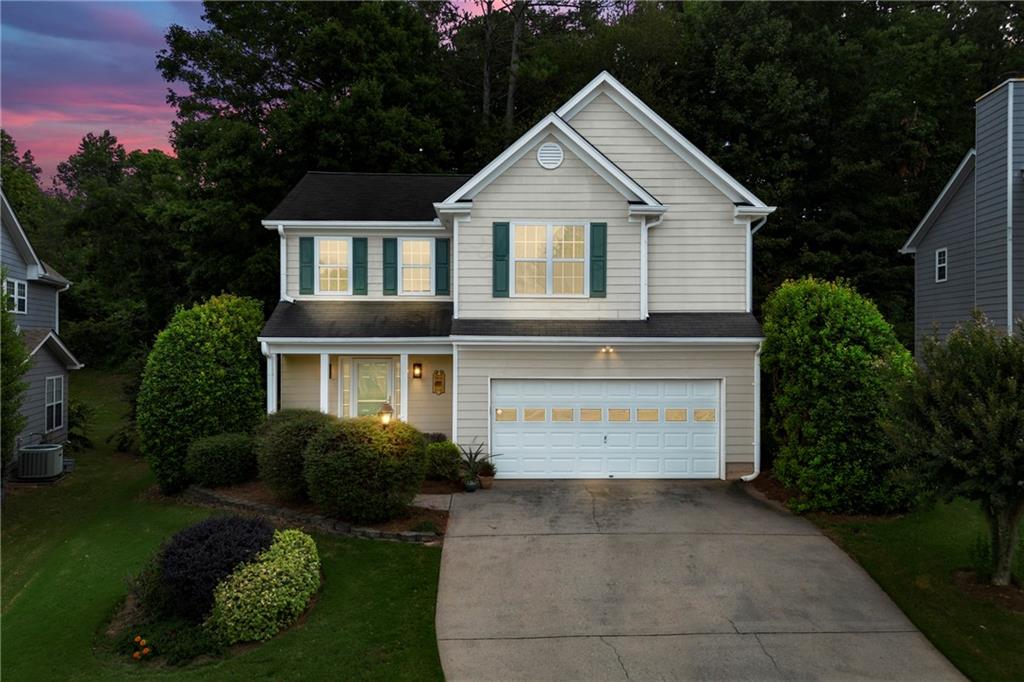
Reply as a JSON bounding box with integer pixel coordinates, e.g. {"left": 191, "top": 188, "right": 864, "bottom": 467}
{"left": 137, "top": 294, "right": 265, "bottom": 493}
{"left": 762, "top": 277, "right": 913, "bottom": 513}
{"left": 160, "top": 516, "right": 274, "bottom": 621}
{"left": 305, "top": 417, "right": 426, "bottom": 522}
{"left": 255, "top": 410, "right": 336, "bottom": 502}
{"left": 185, "top": 433, "right": 256, "bottom": 488}
{"left": 206, "top": 529, "right": 320, "bottom": 644}
{"left": 425, "top": 440, "right": 461, "bottom": 481}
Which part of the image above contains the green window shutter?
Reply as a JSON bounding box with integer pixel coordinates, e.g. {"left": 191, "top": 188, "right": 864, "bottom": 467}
{"left": 299, "top": 237, "right": 315, "bottom": 295}
{"left": 435, "top": 238, "right": 450, "bottom": 295}
{"left": 590, "top": 222, "right": 607, "bottom": 298}
{"left": 352, "top": 238, "right": 368, "bottom": 295}
{"left": 383, "top": 238, "right": 398, "bottom": 295}
{"left": 492, "top": 222, "right": 509, "bottom": 298}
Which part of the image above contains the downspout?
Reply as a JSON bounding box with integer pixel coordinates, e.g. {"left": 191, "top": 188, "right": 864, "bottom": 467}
{"left": 641, "top": 214, "right": 664, "bottom": 320}
{"left": 741, "top": 341, "right": 763, "bottom": 482}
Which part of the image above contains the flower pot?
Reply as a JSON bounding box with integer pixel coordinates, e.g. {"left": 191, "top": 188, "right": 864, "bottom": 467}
{"left": 464, "top": 479, "right": 479, "bottom": 492}
{"left": 479, "top": 475, "right": 494, "bottom": 489}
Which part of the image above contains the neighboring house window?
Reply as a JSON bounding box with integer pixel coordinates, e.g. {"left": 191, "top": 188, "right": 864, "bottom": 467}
{"left": 512, "top": 223, "right": 587, "bottom": 296}
{"left": 45, "top": 376, "right": 64, "bottom": 432}
{"left": 4, "top": 278, "right": 27, "bottom": 314}
{"left": 316, "top": 237, "right": 352, "bottom": 294}
{"left": 935, "top": 248, "right": 948, "bottom": 282}
{"left": 400, "top": 238, "right": 433, "bottom": 295}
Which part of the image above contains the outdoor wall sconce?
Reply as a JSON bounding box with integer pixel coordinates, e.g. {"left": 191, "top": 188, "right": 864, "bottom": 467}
{"left": 412, "top": 363, "right": 423, "bottom": 379}
{"left": 600, "top": 346, "right": 615, "bottom": 353}
{"left": 432, "top": 369, "right": 446, "bottom": 395}
{"left": 378, "top": 399, "right": 394, "bottom": 426}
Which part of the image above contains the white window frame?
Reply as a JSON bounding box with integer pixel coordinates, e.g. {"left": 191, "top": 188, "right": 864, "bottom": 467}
{"left": 45, "top": 375, "right": 64, "bottom": 433}
{"left": 4, "top": 277, "right": 27, "bottom": 314}
{"left": 510, "top": 222, "right": 590, "bottom": 298}
{"left": 314, "top": 236, "right": 353, "bottom": 296}
{"left": 398, "top": 237, "right": 435, "bottom": 296}
{"left": 935, "top": 247, "right": 948, "bottom": 283}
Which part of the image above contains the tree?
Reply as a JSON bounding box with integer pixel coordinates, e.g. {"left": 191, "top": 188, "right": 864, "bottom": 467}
{"left": 888, "top": 314, "right": 1024, "bottom": 587}
{"left": 1, "top": 272, "right": 30, "bottom": 476}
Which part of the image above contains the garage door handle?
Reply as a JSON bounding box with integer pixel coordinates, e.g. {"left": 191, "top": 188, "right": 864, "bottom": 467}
{"left": 603, "top": 435, "right": 607, "bottom": 444}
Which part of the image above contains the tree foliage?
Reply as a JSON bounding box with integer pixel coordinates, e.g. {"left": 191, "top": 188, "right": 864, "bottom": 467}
{"left": 887, "top": 315, "right": 1024, "bottom": 587}
{"left": 1, "top": 274, "right": 30, "bottom": 475}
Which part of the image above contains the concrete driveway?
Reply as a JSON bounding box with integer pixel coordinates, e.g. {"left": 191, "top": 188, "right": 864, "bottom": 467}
{"left": 436, "top": 480, "right": 963, "bottom": 681}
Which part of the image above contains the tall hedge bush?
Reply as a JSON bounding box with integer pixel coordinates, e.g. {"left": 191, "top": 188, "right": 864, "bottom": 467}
{"left": 762, "top": 277, "right": 913, "bottom": 513}
{"left": 255, "top": 410, "right": 336, "bottom": 502}
{"left": 137, "top": 295, "right": 265, "bottom": 493}
{"left": 1, "top": 277, "right": 29, "bottom": 476}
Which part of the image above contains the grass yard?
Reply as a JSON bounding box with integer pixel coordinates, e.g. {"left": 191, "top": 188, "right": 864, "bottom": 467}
{"left": 817, "top": 502, "right": 1024, "bottom": 682}
{"left": 1, "top": 370, "right": 444, "bottom": 681}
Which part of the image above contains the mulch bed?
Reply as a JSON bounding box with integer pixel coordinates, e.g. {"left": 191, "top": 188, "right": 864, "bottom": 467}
{"left": 420, "top": 479, "right": 463, "bottom": 494}
{"left": 749, "top": 470, "right": 798, "bottom": 506}
{"left": 952, "top": 570, "right": 1024, "bottom": 613}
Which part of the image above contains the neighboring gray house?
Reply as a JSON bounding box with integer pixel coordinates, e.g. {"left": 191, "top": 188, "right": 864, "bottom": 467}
{"left": 902, "top": 78, "right": 1024, "bottom": 352}
{"left": 1, "top": 190, "right": 82, "bottom": 454}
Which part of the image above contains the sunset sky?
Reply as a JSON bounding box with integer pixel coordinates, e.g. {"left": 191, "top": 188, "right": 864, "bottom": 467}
{"left": 1, "top": 1, "right": 207, "bottom": 182}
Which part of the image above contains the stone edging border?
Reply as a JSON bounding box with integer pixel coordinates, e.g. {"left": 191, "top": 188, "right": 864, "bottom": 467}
{"left": 182, "top": 486, "right": 442, "bottom": 544}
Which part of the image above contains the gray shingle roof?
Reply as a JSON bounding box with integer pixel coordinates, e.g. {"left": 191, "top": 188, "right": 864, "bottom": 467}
{"left": 450, "top": 314, "right": 762, "bottom": 338}
{"left": 265, "top": 172, "right": 472, "bottom": 222}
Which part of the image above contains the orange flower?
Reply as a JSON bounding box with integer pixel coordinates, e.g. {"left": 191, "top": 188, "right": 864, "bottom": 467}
{"left": 142, "top": 647, "right": 151, "bottom": 655}
{"left": 139, "top": 639, "right": 147, "bottom": 647}
{"left": 132, "top": 652, "right": 141, "bottom": 660}
{"left": 134, "top": 635, "right": 141, "bottom": 643}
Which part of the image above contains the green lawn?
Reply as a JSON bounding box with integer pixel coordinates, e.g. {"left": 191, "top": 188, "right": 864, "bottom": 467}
{"left": 1, "top": 370, "right": 444, "bottom": 681}
{"left": 817, "top": 502, "right": 1024, "bottom": 682}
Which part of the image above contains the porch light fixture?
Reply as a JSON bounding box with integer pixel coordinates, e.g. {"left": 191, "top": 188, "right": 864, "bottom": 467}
{"left": 412, "top": 363, "right": 423, "bottom": 379}
{"left": 378, "top": 399, "right": 394, "bottom": 426}
{"left": 600, "top": 346, "right": 614, "bottom": 353}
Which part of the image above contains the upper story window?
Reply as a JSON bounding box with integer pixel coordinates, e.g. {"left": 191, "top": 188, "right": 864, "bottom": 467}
{"left": 935, "top": 247, "right": 948, "bottom": 283}
{"left": 4, "top": 278, "right": 27, "bottom": 314}
{"left": 45, "top": 376, "right": 64, "bottom": 432}
{"left": 512, "top": 223, "right": 587, "bottom": 297}
{"left": 316, "top": 237, "right": 351, "bottom": 294}
{"left": 400, "top": 238, "right": 433, "bottom": 295}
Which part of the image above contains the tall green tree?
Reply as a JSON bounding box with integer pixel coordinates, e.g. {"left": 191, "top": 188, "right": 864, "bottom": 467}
{"left": 1, "top": 273, "right": 30, "bottom": 476}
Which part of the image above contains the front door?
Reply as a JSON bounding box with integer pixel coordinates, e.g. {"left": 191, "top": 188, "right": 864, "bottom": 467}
{"left": 354, "top": 359, "right": 392, "bottom": 417}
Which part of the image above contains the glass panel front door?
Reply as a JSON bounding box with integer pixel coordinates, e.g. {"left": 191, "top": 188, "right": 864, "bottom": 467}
{"left": 355, "top": 360, "right": 390, "bottom": 416}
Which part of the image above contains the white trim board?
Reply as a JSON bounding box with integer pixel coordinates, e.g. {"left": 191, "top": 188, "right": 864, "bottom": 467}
{"left": 901, "top": 149, "right": 976, "bottom": 254}
{"left": 263, "top": 220, "right": 443, "bottom": 230}
{"left": 29, "top": 330, "right": 84, "bottom": 369}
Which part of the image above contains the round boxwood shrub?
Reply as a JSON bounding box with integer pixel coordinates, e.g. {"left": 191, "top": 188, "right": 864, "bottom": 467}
{"left": 304, "top": 417, "right": 426, "bottom": 522}
{"left": 137, "top": 294, "right": 265, "bottom": 494}
{"left": 762, "top": 277, "right": 913, "bottom": 513}
{"left": 425, "top": 440, "right": 461, "bottom": 481}
{"left": 255, "top": 410, "right": 337, "bottom": 502}
{"left": 160, "top": 516, "right": 274, "bottom": 621}
{"left": 185, "top": 432, "right": 256, "bottom": 488}
{"left": 206, "top": 529, "right": 320, "bottom": 644}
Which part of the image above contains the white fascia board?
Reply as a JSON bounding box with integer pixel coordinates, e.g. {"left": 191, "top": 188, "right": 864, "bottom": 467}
{"left": 262, "top": 219, "right": 442, "bottom": 230}
{"left": 557, "top": 72, "right": 768, "bottom": 209}
{"left": 434, "top": 202, "right": 473, "bottom": 216}
{"left": 450, "top": 336, "right": 763, "bottom": 347}
{"left": 261, "top": 341, "right": 453, "bottom": 356}
{"left": 30, "top": 331, "right": 84, "bottom": 369}
{"left": 441, "top": 113, "right": 662, "bottom": 209}
{"left": 734, "top": 205, "right": 776, "bottom": 219}
{"left": 628, "top": 205, "right": 668, "bottom": 216}
{"left": 1, "top": 190, "right": 44, "bottom": 273}
{"left": 900, "top": 149, "right": 976, "bottom": 254}
{"left": 259, "top": 336, "right": 452, "bottom": 344}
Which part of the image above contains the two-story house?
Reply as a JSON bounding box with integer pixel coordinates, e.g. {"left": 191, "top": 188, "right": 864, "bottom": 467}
{"left": 2, "top": 190, "right": 82, "bottom": 455}
{"left": 259, "top": 72, "right": 774, "bottom": 481}
{"left": 901, "top": 78, "right": 1024, "bottom": 351}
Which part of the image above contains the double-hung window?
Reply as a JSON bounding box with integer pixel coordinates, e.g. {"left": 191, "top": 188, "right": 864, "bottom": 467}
{"left": 935, "top": 248, "right": 948, "bottom": 283}
{"left": 512, "top": 223, "right": 587, "bottom": 296}
{"left": 45, "top": 376, "right": 63, "bottom": 432}
{"left": 4, "top": 278, "right": 27, "bottom": 314}
{"left": 400, "top": 238, "right": 433, "bottom": 295}
{"left": 316, "top": 237, "right": 352, "bottom": 294}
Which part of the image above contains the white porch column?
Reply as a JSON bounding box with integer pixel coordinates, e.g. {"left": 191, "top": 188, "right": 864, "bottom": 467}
{"left": 319, "top": 353, "right": 330, "bottom": 414}
{"left": 266, "top": 353, "right": 278, "bottom": 414}
{"left": 399, "top": 352, "right": 409, "bottom": 421}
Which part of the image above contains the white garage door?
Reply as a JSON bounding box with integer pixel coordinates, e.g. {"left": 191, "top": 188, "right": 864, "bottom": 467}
{"left": 490, "top": 379, "right": 721, "bottom": 479}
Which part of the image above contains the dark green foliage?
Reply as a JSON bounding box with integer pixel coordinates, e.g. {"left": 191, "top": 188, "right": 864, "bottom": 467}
{"left": 64, "top": 396, "right": 94, "bottom": 455}
{"left": 425, "top": 441, "right": 461, "bottom": 481}
{"left": 762, "top": 277, "right": 913, "bottom": 514}
{"left": 111, "top": 614, "right": 223, "bottom": 666}
{"left": 887, "top": 315, "right": 1024, "bottom": 586}
{"left": 305, "top": 417, "right": 426, "bottom": 523}
{"left": 160, "top": 516, "right": 274, "bottom": 621}
{"left": 1, "top": 278, "right": 29, "bottom": 475}
{"left": 185, "top": 432, "right": 256, "bottom": 488}
{"left": 255, "top": 409, "right": 337, "bottom": 502}
{"left": 136, "top": 295, "right": 264, "bottom": 493}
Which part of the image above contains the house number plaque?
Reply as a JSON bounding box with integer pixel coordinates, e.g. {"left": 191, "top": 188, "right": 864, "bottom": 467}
{"left": 432, "top": 370, "right": 446, "bottom": 395}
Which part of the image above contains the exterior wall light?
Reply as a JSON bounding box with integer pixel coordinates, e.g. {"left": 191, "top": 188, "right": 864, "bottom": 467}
{"left": 378, "top": 399, "right": 394, "bottom": 426}
{"left": 412, "top": 362, "right": 423, "bottom": 379}
{"left": 600, "top": 346, "right": 614, "bottom": 353}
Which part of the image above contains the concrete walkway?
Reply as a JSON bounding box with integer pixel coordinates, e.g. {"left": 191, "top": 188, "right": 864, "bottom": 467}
{"left": 436, "top": 480, "right": 963, "bottom": 681}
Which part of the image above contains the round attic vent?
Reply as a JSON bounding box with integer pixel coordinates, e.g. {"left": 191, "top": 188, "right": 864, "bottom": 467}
{"left": 536, "top": 142, "right": 564, "bottom": 170}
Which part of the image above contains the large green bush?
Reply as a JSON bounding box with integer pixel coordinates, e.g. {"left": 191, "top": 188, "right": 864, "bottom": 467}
{"left": 137, "top": 295, "right": 265, "bottom": 493}
{"left": 1, "top": 275, "right": 29, "bottom": 476}
{"left": 255, "top": 410, "right": 336, "bottom": 502}
{"left": 762, "top": 277, "right": 913, "bottom": 513}
{"left": 305, "top": 417, "right": 426, "bottom": 522}
{"left": 206, "top": 529, "right": 320, "bottom": 644}
{"left": 185, "top": 433, "right": 256, "bottom": 488}
{"left": 425, "top": 440, "right": 461, "bottom": 481}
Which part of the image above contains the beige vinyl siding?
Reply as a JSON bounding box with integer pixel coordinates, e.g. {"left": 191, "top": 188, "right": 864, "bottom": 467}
{"left": 455, "top": 346, "right": 756, "bottom": 467}
{"left": 407, "top": 354, "right": 453, "bottom": 437}
{"left": 568, "top": 92, "right": 747, "bottom": 312}
{"left": 457, "top": 135, "right": 641, "bottom": 320}
{"left": 280, "top": 355, "right": 340, "bottom": 414}
{"left": 285, "top": 231, "right": 453, "bottom": 300}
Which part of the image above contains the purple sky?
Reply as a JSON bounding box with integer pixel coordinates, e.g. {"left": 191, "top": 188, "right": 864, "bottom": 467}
{"left": 1, "top": 1, "right": 208, "bottom": 182}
